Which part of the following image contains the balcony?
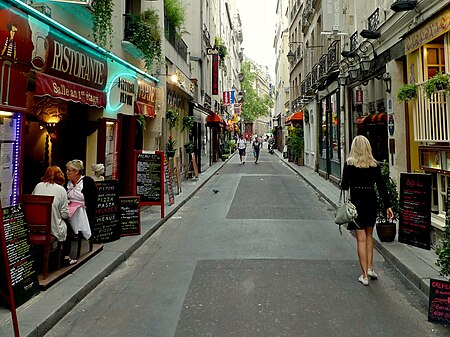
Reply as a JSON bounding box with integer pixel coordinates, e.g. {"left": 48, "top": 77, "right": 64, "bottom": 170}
{"left": 326, "top": 40, "right": 340, "bottom": 72}
{"left": 413, "top": 82, "right": 450, "bottom": 142}
{"left": 165, "top": 18, "right": 188, "bottom": 62}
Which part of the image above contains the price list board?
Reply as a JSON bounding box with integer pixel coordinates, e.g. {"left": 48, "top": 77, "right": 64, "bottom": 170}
{"left": 93, "top": 180, "right": 121, "bottom": 243}
{"left": 164, "top": 157, "right": 175, "bottom": 206}
{"left": 398, "top": 173, "right": 432, "bottom": 250}
{"left": 0, "top": 204, "right": 40, "bottom": 308}
{"left": 428, "top": 278, "right": 450, "bottom": 325}
{"left": 120, "top": 196, "right": 140, "bottom": 236}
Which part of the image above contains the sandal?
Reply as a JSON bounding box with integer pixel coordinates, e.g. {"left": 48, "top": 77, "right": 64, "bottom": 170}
{"left": 63, "top": 257, "right": 77, "bottom": 266}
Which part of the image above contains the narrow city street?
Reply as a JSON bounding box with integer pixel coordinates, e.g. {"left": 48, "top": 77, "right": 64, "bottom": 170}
{"left": 45, "top": 147, "right": 450, "bottom": 337}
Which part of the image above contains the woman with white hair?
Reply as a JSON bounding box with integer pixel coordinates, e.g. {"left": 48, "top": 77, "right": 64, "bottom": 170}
{"left": 66, "top": 159, "right": 98, "bottom": 244}
{"left": 340, "top": 136, "right": 394, "bottom": 286}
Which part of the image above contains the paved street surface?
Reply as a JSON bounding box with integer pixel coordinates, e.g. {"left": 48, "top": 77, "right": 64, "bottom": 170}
{"left": 45, "top": 147, "right": 450, "bottom": 337}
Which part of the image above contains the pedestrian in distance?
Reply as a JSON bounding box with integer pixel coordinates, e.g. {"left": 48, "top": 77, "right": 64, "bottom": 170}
{"left": 340, "top": 135, "right": 394, "bottom": 286}
{"left": 252, "top": 136, "right": 261, "bottom": 164}
{"left": 237, "top": 135, "right": 247, "bottom": 164}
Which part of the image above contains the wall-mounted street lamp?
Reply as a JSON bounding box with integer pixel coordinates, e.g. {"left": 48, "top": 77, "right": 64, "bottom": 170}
{"left": 287, "top": 41, "right": 324, "bottom": 63}
{"left": 342, "top": 40, "right": 376, "bottom": 73}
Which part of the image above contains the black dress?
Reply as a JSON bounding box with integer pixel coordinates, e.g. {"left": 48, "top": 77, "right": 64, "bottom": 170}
{"left": 340, "top": 163, "right": 390, "bottom": 230}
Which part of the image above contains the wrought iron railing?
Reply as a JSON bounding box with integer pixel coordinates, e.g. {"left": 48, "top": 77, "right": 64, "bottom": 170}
{"left": 350, "top": 31, "right": 358, "bottom": 51}
{"left": 368, "top": 8, "right": 380, "bottom": 31}
{"left": 165, "top": 18, "right": 188, "bottom": 61}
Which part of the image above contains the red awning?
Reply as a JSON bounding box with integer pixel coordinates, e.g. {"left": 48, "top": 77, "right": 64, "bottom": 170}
{"left": 35, "top": 72, "right": 106, "bottom": 108}
{"left": 206, "top": 113, "right": 226, "bottom": 127}
{"left": 285, "top": 111, "right": 303, "bottom": 125}
{"left": 357, "top": 113, "right": 387, "bottom": 126}
{"left": 134, "top": 101, "right": 156, "bottom": 117}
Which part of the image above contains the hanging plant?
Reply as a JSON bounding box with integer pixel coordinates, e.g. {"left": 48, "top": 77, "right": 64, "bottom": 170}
{"left": 214, "top": 36, "right": 228, "bottom": 61}
{"left": 126, "top": 9, "right": 162, "bottom": 71}
{"left": 396, "top": 83, "right": 417, "bottom": 102}
{"left": 183, "top": 140, "right": 195, "bottom": 153}
{"left": 136, "top": 114, "right": 146, "bottom": 131}
{"left": 182, "top": 115, "right": 195, "bottom": 133}
{"left": 166, "top": 109, "right": 179, "bottom": 128}
{"left": 423, "top": 72, "right": 450, "bottom": 99}
{"left": 92, "top": 0, "right": 114, "bottom": 49}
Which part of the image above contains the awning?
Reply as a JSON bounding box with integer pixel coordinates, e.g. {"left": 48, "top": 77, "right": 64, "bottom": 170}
{"left": 357, "top": 113, "right": 387, "bottom": 126}
{"left": 206, "top": 113, "right": 226, "bottom": 127}
{"left": 134, "top": 101, "right": 156, "bottom": 117}
{"left": 285, "top": 111, "right": 303, "bottom": 125}
{"left": 35, "top": 72, "right": 106, "bottom": 108}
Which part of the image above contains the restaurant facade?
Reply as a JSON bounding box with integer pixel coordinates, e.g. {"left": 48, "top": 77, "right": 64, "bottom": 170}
{"left": 0, "top": 0, "right": 160, "bottom": 203}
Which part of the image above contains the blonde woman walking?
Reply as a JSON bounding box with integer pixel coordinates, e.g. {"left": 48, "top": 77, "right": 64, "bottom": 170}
{"left": 341, "top": 136, "right": 394, "bottom": 286}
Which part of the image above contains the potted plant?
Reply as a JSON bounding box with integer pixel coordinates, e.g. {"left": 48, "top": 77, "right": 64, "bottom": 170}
{"left": 436, "top": 207, "right": 450, "bottom": 279}
{"left": 423, "top": 72, "right": 450, "bottom": 99}
{"left": 290, "top": 127, "right": 304, "bottom": 165}
{"left": 166, "top": 136, "right": 177, "bottom": 158}
{"left": 396, "top": 83, "right": 417, "bottom": 102}
{"left": 183, "top": 140, "right": 195, "bottom": 153}
{"left": 375, "top": 161, "right": 400, "bottom": 242}
{"left": 182, "top": 115, "right": 195, "bottom": 133}
{"left": 166, "top": 109, "right": 179, "bottom": 129}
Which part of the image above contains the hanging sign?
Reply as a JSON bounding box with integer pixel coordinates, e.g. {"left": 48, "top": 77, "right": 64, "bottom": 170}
{"left": 212, "top": 54, "right": 219, "bottom": 95}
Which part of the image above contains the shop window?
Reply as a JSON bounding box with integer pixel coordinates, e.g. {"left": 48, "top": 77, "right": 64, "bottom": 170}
{"left": 331, "top": 95, "right": 339, "bottom": 160}
{"left": 429, "top": 172, "right": 449, "bottom": 218}
{"left": 105, "top": 121, "right": 117, "bottom": 179}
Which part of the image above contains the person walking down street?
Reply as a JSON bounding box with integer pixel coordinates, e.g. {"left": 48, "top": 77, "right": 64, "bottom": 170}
{"left": 340, "top": 135, "right": 394, "bottom": 286}
{"left": 252, "top": 136, "right": 261, "bottom": 164}
{"left": 237, "top": 135, "right": 247, "bottom": 164}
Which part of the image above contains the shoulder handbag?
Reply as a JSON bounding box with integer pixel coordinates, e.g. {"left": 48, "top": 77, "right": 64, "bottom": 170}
{"left": 334, "top": 190, "right": 359, "bottom": 234}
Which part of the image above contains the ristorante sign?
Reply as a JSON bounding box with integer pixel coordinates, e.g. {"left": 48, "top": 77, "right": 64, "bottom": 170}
{"left": 0, "top": 3, "right": 107, "bottom": 108}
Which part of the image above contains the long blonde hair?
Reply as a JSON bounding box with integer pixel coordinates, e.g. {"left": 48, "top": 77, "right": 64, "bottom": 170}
{"left": 347, "top": 135, "right": 377, "bottom": 168}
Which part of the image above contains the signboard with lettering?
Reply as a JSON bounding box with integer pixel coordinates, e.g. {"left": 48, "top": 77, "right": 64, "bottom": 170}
{"left": 93, "top": 180, "right": 121, "bottom": 243}
{"left": 212, "top": 54, "right": 219, "bottom": 95}
{"left": 398, "top": 173, "right": 432, "bottom": 250}
{"left": 428, "top": 278, "right": 450, "bottom": 325}
{"left": 0, "top": 204, "right": 40, "bottom": 308}
{"left": 323, "top": 0, "right": 343, "bottom": 32}
{"left": 134, "top": 151, "right": 164, "bottom": 217}
{"left": 119, "top": 196, "right": 140, "bottom": 236}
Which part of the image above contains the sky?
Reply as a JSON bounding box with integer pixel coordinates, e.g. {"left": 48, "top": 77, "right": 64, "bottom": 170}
{"left": 235, "top": 0, "right": 277, "bottom": 79}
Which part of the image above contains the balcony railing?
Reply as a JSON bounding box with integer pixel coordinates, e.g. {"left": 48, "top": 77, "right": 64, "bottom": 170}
{"left": 165, "top": 18, "right": 188, "bottom": 61}
{"left": 413, "top": 82, "right": 450, "bottom": 142}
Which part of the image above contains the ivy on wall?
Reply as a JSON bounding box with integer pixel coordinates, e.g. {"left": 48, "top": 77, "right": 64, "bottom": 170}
{"left": 92, "top": 0, "right": 114, "bottom": 49}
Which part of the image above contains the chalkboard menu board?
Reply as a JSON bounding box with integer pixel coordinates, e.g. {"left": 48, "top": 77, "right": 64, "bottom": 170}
{"left": 164, "top": 157, "right": 175, "bottom": 206}
{"left": 428, "top": 278, "right": 450, "bottom": 325}
{"left": 398, "top": 173, "right": 432, "bottom": 250}
{"left": 135, "top": 152, "right": 163, "bottom": 204}
{"left": 93, "top": 180, "right": 121, "bottom": 243}
{"left": 0, "top": 204, "right": 40, "bottom": 307}
{"left": 120, "top": 196, "right": 140, "bottom": 236}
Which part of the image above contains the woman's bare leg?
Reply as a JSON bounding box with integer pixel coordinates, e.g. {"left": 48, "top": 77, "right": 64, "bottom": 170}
{"left": 355, "top": 229, "right": 368, "bottom": 278}
{"left": 366, "top": 227, "right": 374, "bottom": 270}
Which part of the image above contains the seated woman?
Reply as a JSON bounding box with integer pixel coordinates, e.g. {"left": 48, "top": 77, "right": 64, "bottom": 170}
{"left": 66, "top": 159, "right": 98, "bottom": 242}
{"left": 33, "top": 166, "right": 76, "bottom": 265}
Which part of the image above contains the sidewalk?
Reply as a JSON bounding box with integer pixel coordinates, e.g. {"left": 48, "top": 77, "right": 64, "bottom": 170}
{"left": 274, "top": 150, "right": 443, "bottom": 297}
{"left": 0, "top": 159, "right": 228, "bottom": 337}
{"left": 0, "top": 151, "right": 443, "bottom": 336}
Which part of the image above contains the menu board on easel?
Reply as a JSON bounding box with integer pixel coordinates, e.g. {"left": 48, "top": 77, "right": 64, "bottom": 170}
{"left": 428, "top": 278, "right": 450, "bottom": 325}
{"left": 164, "top": 157, "right": 175, "bottom": 206}
{"left": 93, "top": 180, "right": 121, "bottom": 243}
{"left": 0, "top": 204, "right": 40, "bottom": 308}
{"left": 134, "top": 151, "right": 164, "bottom": 217}
{"left": 398, "top": 173, "right": 432, "bottom": 250}
{"left": 120, "top": 196, "right": 140, "bottom": 236}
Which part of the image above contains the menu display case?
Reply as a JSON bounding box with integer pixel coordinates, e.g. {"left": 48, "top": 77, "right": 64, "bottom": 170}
{"left": 419, "top": 146, "right": 450, "bottom": 172}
